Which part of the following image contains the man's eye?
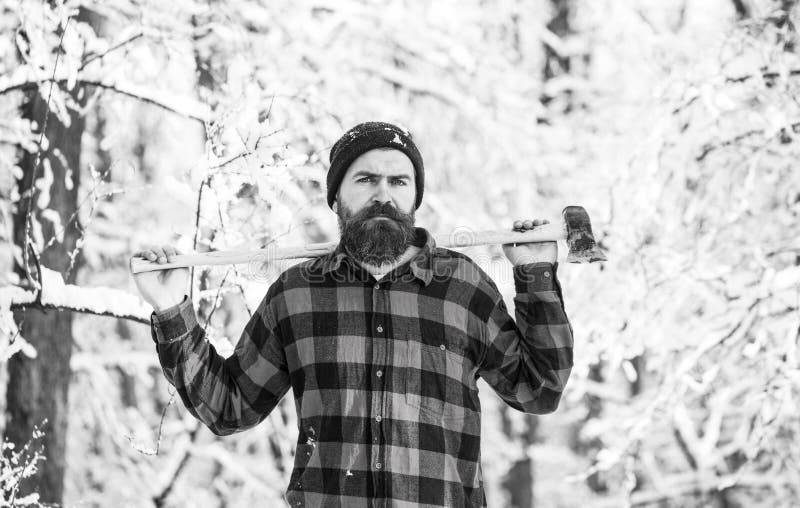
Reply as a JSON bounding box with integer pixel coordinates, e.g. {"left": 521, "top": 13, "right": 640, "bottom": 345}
{"left": 358, "top": 177, "right": 374, "bottom": 183}
{"left": 392, "top": 179, "right": 407, "bottom": 185}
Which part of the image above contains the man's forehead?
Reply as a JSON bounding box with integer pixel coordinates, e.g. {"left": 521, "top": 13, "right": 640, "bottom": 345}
{"left": 345, "top": 149, "right": 415, "bottom": 178}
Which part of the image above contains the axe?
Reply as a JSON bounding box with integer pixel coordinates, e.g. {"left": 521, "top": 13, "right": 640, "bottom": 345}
{"left": 130, "top": 205, "right": 606, "bottom": 274}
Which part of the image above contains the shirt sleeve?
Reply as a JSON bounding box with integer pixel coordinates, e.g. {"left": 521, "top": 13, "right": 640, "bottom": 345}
{"left": 151, "top": 291, "right": 291, "bottom": 436}
{"left": 476, "top": 261, "right": 574, "bottom": 414}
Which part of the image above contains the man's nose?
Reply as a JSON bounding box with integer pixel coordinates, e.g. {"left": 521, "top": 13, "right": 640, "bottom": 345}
{"left": 372, "top": 180, "right": 392, "bottom": 204}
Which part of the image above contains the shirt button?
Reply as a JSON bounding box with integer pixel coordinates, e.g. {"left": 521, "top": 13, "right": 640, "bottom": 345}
{"left": 375, "top": 462, "right": 382, "bottom": 469}
{"left": 375, "top": 415, "right": 382, "bottom": 422}
{"left": 439, "top": 344, "right": 446, "bottom": 351}
{"left": 544, "top": 271, "right": 551, "bottom": 278}
{"left": 374, "top": 283, "right": 380, "bottom": 289}
{"left": 376, "top": 370, "right": 383, "bottom": 377}
{"left": 377, "top": 325, "right": 384, "bottom": 333}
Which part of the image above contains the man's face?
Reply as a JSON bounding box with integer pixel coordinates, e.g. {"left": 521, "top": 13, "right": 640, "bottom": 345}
{"left": 335, "top": 148, "right": 417, "bottom": 266}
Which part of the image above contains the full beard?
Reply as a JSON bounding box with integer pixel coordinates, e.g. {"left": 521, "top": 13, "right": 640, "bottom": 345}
{"left": 337, "top": 201, "right": 416, "bottom": 266}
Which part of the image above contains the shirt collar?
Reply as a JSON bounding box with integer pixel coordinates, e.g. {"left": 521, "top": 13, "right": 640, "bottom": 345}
{"left": 318, "top": 226, "right": 438, "bottom": 286}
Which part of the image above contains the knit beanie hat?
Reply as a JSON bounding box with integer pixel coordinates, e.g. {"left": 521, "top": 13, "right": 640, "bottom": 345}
{"left": 327, "top": 121, "right": 424, "bottom": 210}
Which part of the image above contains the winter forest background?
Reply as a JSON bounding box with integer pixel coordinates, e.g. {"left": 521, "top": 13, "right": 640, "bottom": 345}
{"left": 1, "top": 0, "right": 799, "bottom": 506}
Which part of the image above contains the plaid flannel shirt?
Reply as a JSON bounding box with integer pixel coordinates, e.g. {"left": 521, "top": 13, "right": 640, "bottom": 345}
{"left": 151, "top": 227, "right": 574, "bottom": 507}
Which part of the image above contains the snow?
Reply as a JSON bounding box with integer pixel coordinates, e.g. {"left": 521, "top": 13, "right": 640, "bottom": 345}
{"left": 0, "top": 267, "right": 154, "bottom": 320}
{"left": 0, "top": 330, "right": 37, "bottom": 361}
{"left": 0, "top": 286, "right": 39, "bottom": 361}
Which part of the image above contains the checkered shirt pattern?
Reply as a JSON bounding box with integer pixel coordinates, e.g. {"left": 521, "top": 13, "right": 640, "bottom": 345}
{"left": 151, "top": 226, "right": 574, "bottom": 507}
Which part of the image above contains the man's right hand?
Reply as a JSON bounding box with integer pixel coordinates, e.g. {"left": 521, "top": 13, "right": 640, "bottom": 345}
{"left": 130, "top": 244, "right": 190, "bottom": 312}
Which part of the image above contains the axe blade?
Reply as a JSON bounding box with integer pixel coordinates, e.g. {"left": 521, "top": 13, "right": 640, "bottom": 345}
{"left": 562, "top": 206, "right": 607, "bottom": 263}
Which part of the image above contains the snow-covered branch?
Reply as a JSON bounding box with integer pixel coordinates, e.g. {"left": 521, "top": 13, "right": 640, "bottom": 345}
{"left": 1, "top": 267, "right": 153, "bottom": 324}
{"left": 354, "top": 63, "right": 461, "bottom": 106}
{"left": 0, "top": 77, "right": 210, "bottom": 124}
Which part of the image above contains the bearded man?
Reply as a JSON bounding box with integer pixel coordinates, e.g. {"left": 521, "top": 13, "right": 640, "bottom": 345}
{"left": 132, "top": 121, "right": 574, "bottom": 507}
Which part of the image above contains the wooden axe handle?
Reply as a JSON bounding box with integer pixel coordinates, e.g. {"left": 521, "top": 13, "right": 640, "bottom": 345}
{"left": 130, "top": 223, "right": 566, "bottom": 274}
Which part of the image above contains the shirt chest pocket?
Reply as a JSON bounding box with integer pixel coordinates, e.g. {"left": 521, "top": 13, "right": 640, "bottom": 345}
{"left": 403, "top": 338, "right": 474, "bottom": 425}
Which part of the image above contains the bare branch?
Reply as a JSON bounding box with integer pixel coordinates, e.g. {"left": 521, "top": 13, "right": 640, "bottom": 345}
{"left": 201, "top": 269, "right": 231, "bottom": 337}
{"left": 0, "top": 78, "right": 210, "bottom": 124}
{"left": 695, "top": 128, "right": 763, "bottom": 161}
{"left": 125, "top": 391, "right": 178, "bottom": 456}
{"left": 152, "top": 422, "right": 201, "bottom": 506}
{"left": 40, "top": 166, "right": 113, "bottom": 280}
{"left": 696, "top": 121, "right": 800, "bottom": 161}
{"left": 726, "top": 68, "right": 800, "bottom": 83}
{"left": 189, "top": 176, "right": 211, "bottom": 302}
{"left": 78, "top": 32, "right": 145, "bottom": 71}
{"left": 21, "top": 18, "right": 73, "bottom": 300}
{"left": 671, "top": 407, "right": 699, "bottom": 470}
{"left": 589, "top": 472, "right": 790, "bottom": 507}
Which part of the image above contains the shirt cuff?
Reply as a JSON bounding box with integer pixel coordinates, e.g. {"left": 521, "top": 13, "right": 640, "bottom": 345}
{"left": 513, "top": 262, "right": 557, "bottom": 293}
{"left": 150, "top": 295, "right": 198, "bottom": 344}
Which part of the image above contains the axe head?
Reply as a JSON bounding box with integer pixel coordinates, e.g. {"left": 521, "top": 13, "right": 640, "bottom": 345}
{"left": 562, "top": 206, "right": 607, "bottom": 263}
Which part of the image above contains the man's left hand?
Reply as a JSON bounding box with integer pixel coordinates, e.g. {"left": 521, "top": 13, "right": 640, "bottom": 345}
{"left": 502, "top": 219, "right": 558, "bottom": 266}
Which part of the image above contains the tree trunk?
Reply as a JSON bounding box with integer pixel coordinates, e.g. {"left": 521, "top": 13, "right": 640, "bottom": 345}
{"left": 500, "top": 409, "right": 538, "bottom": 507}
{"left": 730, "top": 0, "right": 750, "bottom": 19}
{"left": 5, "top": 82, "right": 86, "bottom": 503}
{"left": 0, "top": 179, "right": 15, "bottom": 440}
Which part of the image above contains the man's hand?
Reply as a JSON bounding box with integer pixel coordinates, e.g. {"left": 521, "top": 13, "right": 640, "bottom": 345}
{"left": 502, "top": 219, "right": 558, "bottom": 266}
{"left": 130, "top": 244, "right": 190, "bottom": 312}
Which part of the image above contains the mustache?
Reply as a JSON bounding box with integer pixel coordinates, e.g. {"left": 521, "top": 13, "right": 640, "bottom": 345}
{"left": 350, "top": 202, "right": 408, "bottom": 222}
